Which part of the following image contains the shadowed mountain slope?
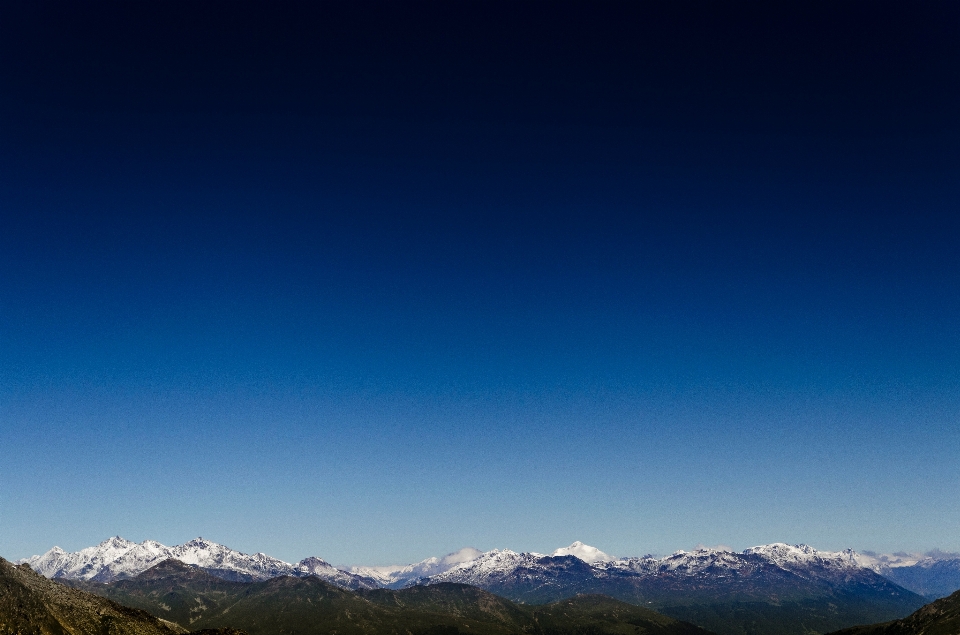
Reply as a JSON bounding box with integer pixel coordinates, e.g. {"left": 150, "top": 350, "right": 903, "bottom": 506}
{"left": 882, "top": 560, "right": 960, "bottom": 601}
{"left": 829, "top": 588, "right": 960, "bottom": 635}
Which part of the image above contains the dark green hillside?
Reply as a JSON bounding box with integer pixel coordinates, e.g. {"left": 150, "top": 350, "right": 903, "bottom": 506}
{"left": 62, "top": 559, "right": 249, "bottom": 629}
{"left": 0, "top": 557, "right": 177, "bottom": 635}
{"left": 69, "top": 564, "right": 401, "bottom": 635}
{"left": 655, "top": 584, "right": 928, "bottom": 635}
{"left": 188, "top": 574, "right": 406, "bottom": 635}
{"left": 828, "top": 588, "right": 960, "bottom": 635}
{"left": 359, "top": 582, "right": 532, "bottom": 626}
{"left": 530, "top": 595, "right": 710, "bottom": 635}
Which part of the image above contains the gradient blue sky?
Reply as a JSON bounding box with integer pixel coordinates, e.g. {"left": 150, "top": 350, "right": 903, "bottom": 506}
{"left": 2, "top": 1, "right": 959, "bottom": 566}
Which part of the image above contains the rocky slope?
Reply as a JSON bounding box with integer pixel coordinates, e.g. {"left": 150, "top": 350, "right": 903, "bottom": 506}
{"left": 0, "top": 556, "right": 179, "bottom": 635}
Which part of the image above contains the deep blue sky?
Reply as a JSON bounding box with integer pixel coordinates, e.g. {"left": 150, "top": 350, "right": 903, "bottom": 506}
{"left": 2, "top": 1, "right": 959, "bottom": 565}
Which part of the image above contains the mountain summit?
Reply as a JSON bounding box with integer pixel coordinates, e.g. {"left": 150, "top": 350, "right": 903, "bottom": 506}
{"left": 552, "top": 541, "right": 613, "bottom": 563}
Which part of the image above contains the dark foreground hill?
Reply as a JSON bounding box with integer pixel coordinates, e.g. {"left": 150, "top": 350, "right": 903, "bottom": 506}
{"left": 828, "top": 588, "right": 960, "bottom": 635}
{"left": 65, "top": 559, "right": 711, "bottom": 635}
{"left": 0, "top": 556, "right": 178, "bottom": 635}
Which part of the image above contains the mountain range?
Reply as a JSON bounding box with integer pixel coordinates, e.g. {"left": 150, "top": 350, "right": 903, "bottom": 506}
{"left": 22, "top": 537, "right": 958, "bottom": 600}
{"left": 19, "top": 537, "right": 953, "bottom": 635}
{"left": 19, "top": 536, "right": 380, "bottom": 589}
{"left": 417, "top": 543, "right": 926, "bottom": 635}
{"left": 9, "top": 545, "right": 960, "bottom": 635}
{"left": 50, "top": 559, "right": 712, "bottom": 635}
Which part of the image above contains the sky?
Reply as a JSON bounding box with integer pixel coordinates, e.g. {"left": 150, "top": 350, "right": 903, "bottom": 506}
{"left": 1, "top": 1, "right": 959, "bottom": 566}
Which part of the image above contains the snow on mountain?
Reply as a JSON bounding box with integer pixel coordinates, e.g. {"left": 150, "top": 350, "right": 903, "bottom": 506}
{"left": 18, "top": 536, "right": 376, "bottom": 588}
{"left": 168, "top": 537, "right": 295, "bottom": 580}
{"left": 551, "top": 541, "right": 613, "bottom": 563}
{"left": 294, "top": 556, "right": 381, "bottom": 590}
{"left": 744, "top": 542, "right": 861, "bottom": 571}
{"left": 425, "top": 549, "right": 550, "bottom": 587}
{"left": 21, "top": 537, "right": 169, "bottom": 582}
{"left": 349, "top": 547, "right": 484, "bottom": 588}
{"left": 423, "top": 542, "right": 885, "bottom": 591}
{"left": 597, "top": 547, "right": 747, "bottom": 577}
{"left": 597, "top": 543, "right": 867, "bottom": 579}
{"left": 407, "top": 541, "right": 927, "bottom": 621}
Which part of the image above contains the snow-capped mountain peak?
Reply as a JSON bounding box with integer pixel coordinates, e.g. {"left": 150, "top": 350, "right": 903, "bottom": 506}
{"left": 425, "top": 548, "right": 561, "bottom": 588}
{"left": 552, "top": 541, "right": 613, "bottom": 563}
{"left": 21, "top": 536, "right": 148, "bottom": 582}
{"left": 578, "top": 543, "right": 876, "bottom": 583}
{"left": 17, "top": 537, "right": 377, "bottom": 589}
{"left": 743, "top": 543, "right": 861, "bottom": 570}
